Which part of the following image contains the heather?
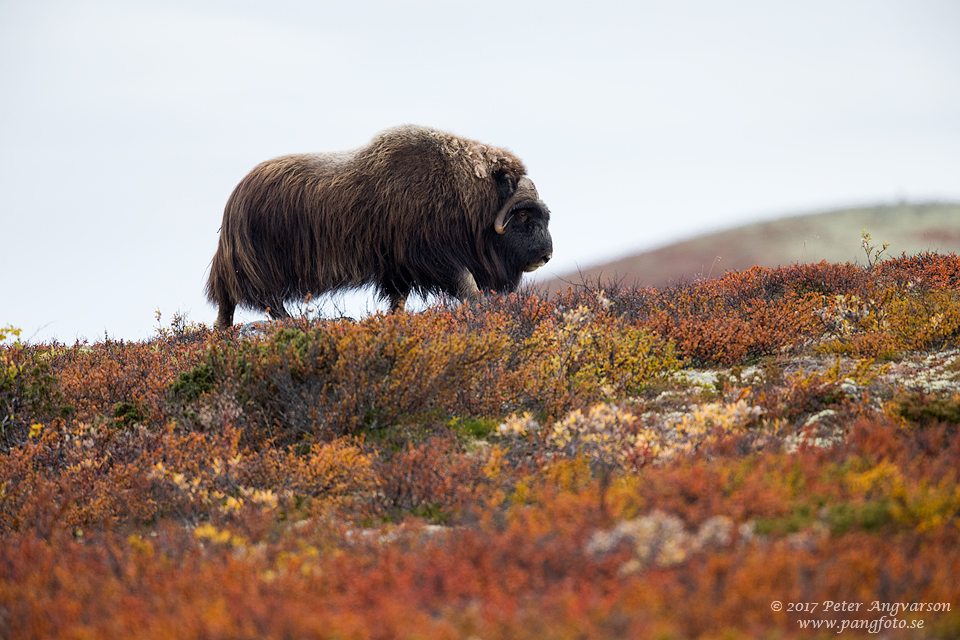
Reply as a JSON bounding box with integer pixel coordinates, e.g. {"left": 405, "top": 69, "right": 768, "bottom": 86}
{"left": 3, "top": 252, "right": 960, "bottom": 639}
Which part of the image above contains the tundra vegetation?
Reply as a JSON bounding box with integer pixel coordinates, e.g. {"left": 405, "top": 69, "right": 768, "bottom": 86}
{"left": 3, "top": 252, "right": 960, "bottom": 639}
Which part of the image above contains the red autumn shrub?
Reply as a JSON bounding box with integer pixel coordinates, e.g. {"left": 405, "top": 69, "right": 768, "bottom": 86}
{"left": 373, "top": 434, "right": 489, "bottom": 522}
{"left": 2, "top": 253, "right": 960, "bottom": 639}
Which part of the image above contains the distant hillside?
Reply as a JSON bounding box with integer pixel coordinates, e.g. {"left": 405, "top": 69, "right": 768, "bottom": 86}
{"left": 543, "top": 202, "right": 960, "bottom": 292}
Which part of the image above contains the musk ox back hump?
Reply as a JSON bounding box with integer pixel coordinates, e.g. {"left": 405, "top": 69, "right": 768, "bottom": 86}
{"left": 206, "top": 125, "right": 553, "bottom": 328}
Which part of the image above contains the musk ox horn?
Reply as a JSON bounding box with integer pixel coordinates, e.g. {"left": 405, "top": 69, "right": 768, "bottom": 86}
{"left": 205, "top": 125, "right": 553, "bottom": 329}
{"left": 494, "top": 177, "right": 541, "bottom": 235}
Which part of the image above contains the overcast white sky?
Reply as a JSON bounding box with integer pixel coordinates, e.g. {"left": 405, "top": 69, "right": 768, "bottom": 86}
{"left": 2, "top": 0, "right": 959, "bottom": 343}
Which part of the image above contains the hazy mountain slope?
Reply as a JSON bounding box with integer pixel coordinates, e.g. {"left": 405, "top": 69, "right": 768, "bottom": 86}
{"left": 543, "top": 202, "right": 960, "bottom": 292}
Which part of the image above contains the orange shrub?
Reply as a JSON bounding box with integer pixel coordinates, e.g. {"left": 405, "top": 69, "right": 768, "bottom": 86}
{"left": 171, "top": 311, "right": 507, "bottom": 445}
{"left": 0, "top": 420, "right": 375, "bottom": 534}
{"left": 171, "top": 300, "right": 680, "bottom": 445}
{"left": 559, "top": 254, "right": 960, "bottom": 364}
{"left": 1, "top": 338, "right": 70, "bottom": 448}
{"left": 3, "top": 253, "right": 960, "bottom": 639}
{"left": 48, "top": 332, "right": 208, "bottom": 426}
{"left": 374, "top": 434, "right": 488, "bottom": 522}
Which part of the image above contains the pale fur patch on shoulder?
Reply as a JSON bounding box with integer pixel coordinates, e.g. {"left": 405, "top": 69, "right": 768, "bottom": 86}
{"left": 466, "top": 143, "right": 510, "bottom": 178}
{"left": 421, "top": 126, "right": 517, "bottom": 179}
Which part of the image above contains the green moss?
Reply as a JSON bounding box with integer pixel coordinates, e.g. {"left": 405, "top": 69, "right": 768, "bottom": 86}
{"left": 411, "top": 501, "right": 451, "bottom": 524}
{"left": 894, "top": 392, "right": 960, "bottom": 425}
{"left": 754, "top": 504, "right": 815, "bottom": 536}
{"left": 449, "top": 416, "right": 499, "bottom": 440}
{"left": 169, "top": 362, "right": 215, "bottom": 403}
{"left": 826, "top": 500, "right": 894, "bottom": 535}
{"left": 112, "top": 401, "right": 144, "bottom": 427}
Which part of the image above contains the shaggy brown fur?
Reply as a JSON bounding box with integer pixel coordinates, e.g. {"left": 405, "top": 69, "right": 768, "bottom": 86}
{"left": 206, "top": 125, "right": 553, "bottom": 328}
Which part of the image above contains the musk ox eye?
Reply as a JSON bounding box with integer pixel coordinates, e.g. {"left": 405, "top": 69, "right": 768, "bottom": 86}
{"left": 516, "top": 206, "right": 537, "bottom": 220}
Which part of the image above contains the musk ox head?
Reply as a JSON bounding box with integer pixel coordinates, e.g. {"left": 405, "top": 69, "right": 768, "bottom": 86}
{"left": 206, "top": 125, "right": 553, "bottom": 328}
{"left": 490, "top": 173, "right": 553, "bottom": 274}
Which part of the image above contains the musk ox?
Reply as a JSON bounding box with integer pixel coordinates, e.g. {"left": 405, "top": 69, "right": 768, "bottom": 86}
{"left": 206, "top": 125, "right": 553, "bottom": 328}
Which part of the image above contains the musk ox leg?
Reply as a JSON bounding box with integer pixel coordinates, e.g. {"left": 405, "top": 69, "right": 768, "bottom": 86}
{"left": 214, "top": 302, "right": 236, "bottom": 330}
{"left": 389, "top": 292, "right": 407, "bottom": 313}
{"left": 266, "top": 301, "right": 291, "bottom": 321}
{"left": 456, "top": 271, "right": 482, "bottom": 306}
{"left": 387, "top": 283, "right": 411, "bottom": 312}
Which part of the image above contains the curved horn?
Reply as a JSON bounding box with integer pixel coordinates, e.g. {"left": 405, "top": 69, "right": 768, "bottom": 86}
{"left": 493, "top": 211, "right": 512, "bottom": 235}
{"left": 494, "top": 177, "right": 540, "bottom": 234}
